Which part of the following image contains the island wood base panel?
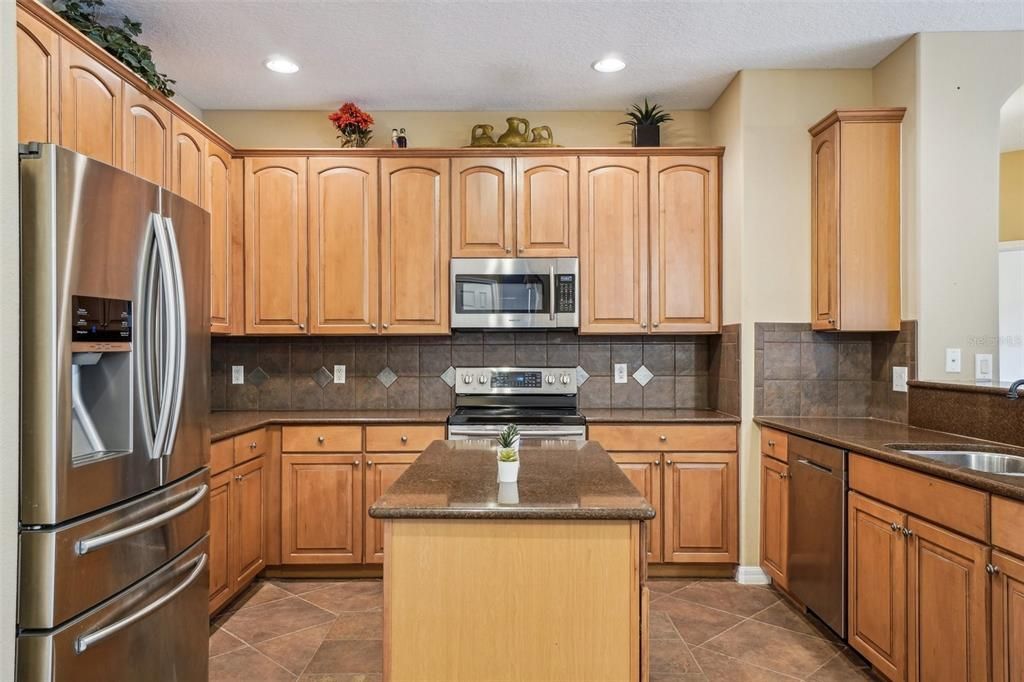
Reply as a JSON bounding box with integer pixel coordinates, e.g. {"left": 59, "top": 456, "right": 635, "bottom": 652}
{"left": 382, "top": 518, "right": 644, "bottom": 681}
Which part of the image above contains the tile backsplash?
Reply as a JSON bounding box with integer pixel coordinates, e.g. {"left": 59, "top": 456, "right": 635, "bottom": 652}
{"left": 754, "top": 321, "right": 917, "bottom": 422}
{"left": 211, "top": 330, "right": 735, "bottom": 412}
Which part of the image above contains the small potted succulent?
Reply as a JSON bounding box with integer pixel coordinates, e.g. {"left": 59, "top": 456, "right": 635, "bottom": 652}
{"left": 619, "top": 98, "right": 673, "bottom": 147}
{"left": 496, "top": 424, "right": 520, "bottom": 483}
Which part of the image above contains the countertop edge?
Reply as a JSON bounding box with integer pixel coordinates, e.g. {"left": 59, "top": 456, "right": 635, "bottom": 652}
{"left": 367, "top": 507, "right": 657, "bottom": 521}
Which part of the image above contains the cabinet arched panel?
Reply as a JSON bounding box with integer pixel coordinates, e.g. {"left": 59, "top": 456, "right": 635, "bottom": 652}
{"left": 60, "top": 41, "right": 121, "bottom": 166}
{"left": 516, "top": 157, "right": 578, "bottom": 256}
{"left": 452, "top": 158, "right": 513, "bottom": 257}
{"left": 123, "top": 84, "right": 171, "bottom": 187}
{"left": 16, "top": 7, "right": 59, "bottom": 145}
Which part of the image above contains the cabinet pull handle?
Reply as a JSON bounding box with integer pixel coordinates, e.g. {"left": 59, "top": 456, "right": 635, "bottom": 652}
{"left": 318, "top": 435, "right": 325, "bottom": 444}
{"left": 767, "top": 439, "right": 776, "bottom": 447}
{"left": 901, "top": 526, "right": 913, "bottom": 538}
{"left": 249, "top": 441, "right": 257, "bottom": 449}
{"left": 890, "top": 522, "right": 901, "bottom": 532}
{"left": 401, "top": 435, "right": 408, "bottom": 443}
{"left": 653, "top": 322, "right": 660, "bottom": 328}
{"left": 986, "top": 563, "right": 1000, "bottom": 575}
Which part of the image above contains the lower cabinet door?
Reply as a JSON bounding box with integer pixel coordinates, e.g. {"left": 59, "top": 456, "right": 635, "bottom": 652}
{"left": 759, "top": 456, "right": 789, "bottom": 589}
{"left": 662, "top": 453, "right": 737, "bottom": 563}
{"left": 282, "top": 454, "right": 363, "bottom": 564}
{"left": 992, "top": 550, "right": 1024, "bottom": 682}
{"left": 208, "top": 470, "right": 233, "bottom": 614}
{"left": 847, "top": 492, "right": 906, "bottom": 681}
{"left": 907, "top": 516, "right": 990, "bottom": 682}
{"left": 611, "top": 453, "right": 662, "bottom": 563}
{"left": 232, "top": 456, "right": 266, "bottom": 589}
{"left": 363, "top": 453, "right": 418, "bottom": 564}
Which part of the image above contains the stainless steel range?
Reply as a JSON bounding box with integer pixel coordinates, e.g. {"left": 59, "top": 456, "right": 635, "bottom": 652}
{"left": 446, "top": 367, "right": 586, "bottom": 441}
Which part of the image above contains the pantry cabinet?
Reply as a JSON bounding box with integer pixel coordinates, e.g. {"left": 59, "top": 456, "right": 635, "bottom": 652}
{"left": 206, "top": 143, "right": 243, "bottom": 334}
{"left": 171, "top": 115, "right": 205, "bottom": 205}
{"left": 60, "top": 40, "right": 122, "bottom": 167}
{"left": 16, "top": 7, "right": 59, "bottom": 145}
{"left": 244, "top": 157, "right": 309, "bottom": 334}
{"left": 122, "top": 82, "right": 171, "bottom": 188}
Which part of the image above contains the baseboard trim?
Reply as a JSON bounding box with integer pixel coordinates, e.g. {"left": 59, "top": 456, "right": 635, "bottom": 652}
{"left": 735, "top": 565, "right": 771, "bottom": 585}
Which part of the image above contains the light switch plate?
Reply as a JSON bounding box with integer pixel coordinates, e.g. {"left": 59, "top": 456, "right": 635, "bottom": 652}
{"left": 614, "top": 363, "right": 628, "bottom": 384}
{"left": 333, "top": 364, "right": 346, "bottom": 384}
{"left": 231, "top": 366, "right": 245, "bottom": 384}
{"left": 975, "top": 354, "right": 993, "bottom": 381}
{"left": 892, "top": 366, "right": 908, "bottom": 393}
{"left": 945, "top": 348, "right": 962, "bottom": 373}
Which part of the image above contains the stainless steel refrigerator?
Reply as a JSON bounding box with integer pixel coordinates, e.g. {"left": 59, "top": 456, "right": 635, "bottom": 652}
{"left": 17, "top": 144, "right": 210, "bottom": 681}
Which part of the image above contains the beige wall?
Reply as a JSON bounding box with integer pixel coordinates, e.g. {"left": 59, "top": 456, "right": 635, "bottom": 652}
{"left": 1001, "top": 150, "right": 1024, "bottom": 242}
{"left": 202, "top": 109, "right": 711, "bottom": 148}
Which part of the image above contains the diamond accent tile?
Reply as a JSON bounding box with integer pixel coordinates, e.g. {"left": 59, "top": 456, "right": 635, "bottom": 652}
{"left": 440, "top": 366, "right": 456, "bottom": 387}
{"left": 632, "top": 364, "right": 654, "bottom": 387}
{"left": 246, "top": 367, "right": 269, "bottom": 387}
{"left": 376, "top": 367, "right": 398, "bottom": 388}
{"left": 576, "top": 365, "right": 590, "bottom": 386}
{"left": 312, "top": 366, "right": 332, "bottom": 388}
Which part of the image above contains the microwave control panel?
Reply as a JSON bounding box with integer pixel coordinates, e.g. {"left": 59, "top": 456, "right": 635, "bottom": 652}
{"left": 555, "top": 275, "right": 576, "bottom": 313}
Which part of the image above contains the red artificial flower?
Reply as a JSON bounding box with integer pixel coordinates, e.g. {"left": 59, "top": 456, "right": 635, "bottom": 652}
{"left": 328, "top": 102, "right": 374, "bottom": 132}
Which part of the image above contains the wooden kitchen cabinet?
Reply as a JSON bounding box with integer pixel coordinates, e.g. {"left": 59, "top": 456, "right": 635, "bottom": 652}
{"left": 245, "top": 157, "right": 309, "bottom": 334}
{"left": 452, "top": 157, "right": 515, "bottom": 257}
{"left": 208, "top": 470, "right": 233, "bottom": 613}
{"left": 580, "top": 156, "right": 649, "bottom": 334}
{"left": 363, "top": 453, "right": 418, "bottom": 564}
{"left": 992, "top": 549, "right": 1024, "bottom": 681}
{"left": 207, "top": 143, "right": 243, "bottom": 334}
{"left": 281, "top": 453, "right": 363, "bottom": 564}
{"left": 308, "top": 157, "right": 380, "bottom": 334}
{"left": 662, "top": 453, "right": 737, "bottom": 563}
{"left": 208, "top": 451, "right": 267, "bottom": 614}
{"left": 171, "top": 115, "right": 205, "bottom": 205}
{"left": 809, "top": 109, "right": 904, "bottom": 331}
{"left": 16, "top": 6, "right": 59, "bottom": 145}
{"left": 122, "top": 83, "right": 171, "bottom": 188}
{"left": 649, "top": 156, "right": 720, "bottom": 332}
{"left": 611, "top": 453, "right": 663, "bottom": 563}
{"left": 60, "top": 40, "right": 122, "bottom": 167}
{"left": 759, "top": 456, "right": 789, "bottom": 589}
{"left": 515, "top": 156, "right": 578, "bottom": 256}
{"left": 380, "top": 158, "right": 450, "bottom": 334}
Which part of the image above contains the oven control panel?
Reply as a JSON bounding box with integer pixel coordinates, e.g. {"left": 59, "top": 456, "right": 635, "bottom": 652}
{"left": 455, "top": 367, "right": 577, "bottom": 395}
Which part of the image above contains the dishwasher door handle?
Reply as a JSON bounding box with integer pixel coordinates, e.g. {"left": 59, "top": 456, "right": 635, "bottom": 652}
{"left": 796, "top": 457, "right": 834, "bottom": 475}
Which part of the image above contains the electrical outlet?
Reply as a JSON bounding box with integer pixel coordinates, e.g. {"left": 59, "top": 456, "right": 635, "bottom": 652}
{"left": 333, "top": 364, "right": 346, "bottom": 384}
{"left": 614, "top": 363, "right": 628, "bottom": 384}
{"left": 975, "top": 354, "right": 993, "bottom": 381}
{"left": 945, "top": 348, "right": 962, "bottom": 373}
{"left": 231, "top": 366, "right": 245, "bottom": 384}
{"left": 892, "top": 366, "right": 908, "bottom": 393}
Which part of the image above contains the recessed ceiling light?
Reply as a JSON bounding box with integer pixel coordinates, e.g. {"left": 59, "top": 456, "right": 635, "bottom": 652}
{"left": 265, "top": 56, "right": 299, "bottom": 74}
{"left": 592, "top": 57, "right": 625, "bottom": 73}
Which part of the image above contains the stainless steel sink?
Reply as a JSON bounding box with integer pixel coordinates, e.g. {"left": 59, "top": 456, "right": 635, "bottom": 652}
{"left": 887, "top": 444, "right": 1024, "bottom": 476}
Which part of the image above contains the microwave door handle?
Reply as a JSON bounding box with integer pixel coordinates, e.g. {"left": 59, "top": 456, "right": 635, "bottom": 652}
{"left": 151, "top": 217, "right": 177, "bottom": 458}
{"left": 161, "top": 216, "right": 187, "bottom": 457}
{"left": 549, "top": 265, "right": 556, "bottom": 320}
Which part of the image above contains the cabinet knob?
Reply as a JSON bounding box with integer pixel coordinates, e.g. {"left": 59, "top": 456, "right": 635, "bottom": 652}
{"left": 659, "top": 435, "right": 667, "bottom": 442}
{"left": 654, "top": 459, "right": 661, "bottom": 466}
{"left": 370, "top": 323, "right": 377, "bottom": 329}
{"left": 641, "top": 322, "right": 647, "bottom": 329}
{"left": 367, "top": 460, "right": 374, "bottom": 467}
{"left": 767, "top": 439, "right": 776, "bottom": 447}
{"left": 401, "top": 435, "right": 408, "bottom": 443}
{"left": 665, "top": 459, "right": 672, "bottom": 465}
{"left": 249, "top": 441, "right": 257, "bottom": 449}
{"left": 382, "top": 323, "right": 389, "bottom": 329}
{"left": 777, "top": 471, "right": 787, "bottom": 480}
{"left": 518, "top": 247, "right": 524, "bottom": 254}
{"left": 890, "top": 522, "right": 901, "bottom": 532}
{"left": 901, "top": 526, "right": 914, "bottom": 538}
{"left": 505, "top": 248, "right": 511, "bottom": 254}
{"left": 234, "top": 475, "right": 242, "bottom": 482}
{"left": 828, "top": 319, "right": 835, "bottom": 325}
{"left": 653, "top": 322, "right": 659, "bottom": 328}
{"left": 318, "top": 435, "right": 325, "bottom": 444}
{"left": 354, "top": 459, "right": 360, "bottom": 466}
{"left": 986, "top": 563, "right": 1001, "bottom": 575}
{"left": 298, "top": 323, "right": 305, "bottom": 330}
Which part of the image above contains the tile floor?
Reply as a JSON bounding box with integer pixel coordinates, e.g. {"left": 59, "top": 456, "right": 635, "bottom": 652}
{"left": 209, "top": 577, "right": 877, "bottom": 681}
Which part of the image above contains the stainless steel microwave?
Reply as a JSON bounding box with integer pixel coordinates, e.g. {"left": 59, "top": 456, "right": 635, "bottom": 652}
{"left": 450, "top": 257, "right": 579, "bottom": 329}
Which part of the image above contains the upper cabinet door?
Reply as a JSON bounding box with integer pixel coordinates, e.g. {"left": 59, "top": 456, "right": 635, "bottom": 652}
{"left": 308, "top": 157, "right": 380, "bottom": 334}
{"left": 516, "top": 157, "right": 578, "bottom": 257}
{"left": 451, "top": 157, "right": 514, "bottom": 257}
{"left": 207, "top": 143, "right": 243, "bottom": 334}
{"left": 579, "top": 156, "right": 648, "bottom": 334}
{"left": 60, "top": 41, "right": 122, "bottom": 167}
{"left": 649, "top": 156, "right": 720, "bottom": 333}
{"left": 380, "top": 158, "right": 450, "bottom": 335}
{"left": 122, "top": 82, "right": 171, "bottom": 188}
{"left": 171, "top": 116, "right": 205, "bottom": 205}
{"left": 811, "top": 124, "right": 840, "bottom": 330}
{"left": 16, "top": 7, "right": 59, "bottom": 145}
{"left": 244, "top": 157, "right": 308, "bottom": 334}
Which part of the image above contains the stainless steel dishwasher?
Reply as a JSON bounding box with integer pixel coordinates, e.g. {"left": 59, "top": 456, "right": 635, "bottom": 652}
{"left": 787, "top": 435, "right": 847, "bottom": 637}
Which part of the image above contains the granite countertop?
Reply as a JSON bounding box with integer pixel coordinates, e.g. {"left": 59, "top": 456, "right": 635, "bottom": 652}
{"left": 368, "top": 440, "right": 657, "bottom": 521}
{"left": 210, "top": 410, "right": 451, "bottom": 440}
{"left": 754, "top": 416, "right": 1024, "bottom": 501}
{"left": 582, "top": 408, "right": 740, "bottom": 423}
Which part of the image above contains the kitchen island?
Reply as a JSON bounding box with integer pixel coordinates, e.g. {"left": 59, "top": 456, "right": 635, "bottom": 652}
{"left": 369, "top": 439, "right": 655, "bottom": 681}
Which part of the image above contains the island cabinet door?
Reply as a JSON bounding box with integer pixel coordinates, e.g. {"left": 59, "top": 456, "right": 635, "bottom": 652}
{"left": 232, "top": 456, "right": 267, "bottom": 591}
{"left": 992, "top": 550, "right": 1024, "bottom": 682}
{"left": 610, "top": 453, "right": 662, "bottom": 563}
{"left": 122, "top": 82, "right": 171, "bottom": 188}
{"left": 759, "top": 456, "right": 789, "bottom": 589}
{"left": 906, "top": 516, "right": 990, "bottom": 682}
{"left": 363, "top": 453, "right": 418, "bottom": 564}
{"left": 451, "top": 157, "right": 514, "bottom": 257}
{"left": 208, "top": 470, "right": 233, "bottom": 614}
{"left": 579, "top": 156, "right": 649, "bottom": 334}
{"left": 59, "top": 40, "right": 122, "bottom": 167}
{"left": 515, "top": 156, "right": 579, "bottom": 257}
{"left": 16, "top": 7, "right": 59, "bottom": 145}
{"left": 281, "top": 454, "right": 363, "bottom": 564}
{"left": 661, "top": 453, "right": 737, "bottom": 563}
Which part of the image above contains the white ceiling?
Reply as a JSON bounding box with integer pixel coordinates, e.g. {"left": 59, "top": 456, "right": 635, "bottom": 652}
{"left": 100, "top": 1, "right": 1024, "bottom": 112}
{"left": 1002, "top": 84, "right": 1024, "bottom": 152}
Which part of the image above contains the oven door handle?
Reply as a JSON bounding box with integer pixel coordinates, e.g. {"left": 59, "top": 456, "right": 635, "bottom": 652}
{"left": 448, "top": 428, "right": 585, "bottom": 438}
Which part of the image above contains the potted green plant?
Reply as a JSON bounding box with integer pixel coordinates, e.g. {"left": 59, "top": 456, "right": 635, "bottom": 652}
{"left": 619, "top": 98, "right": 673, "bottom": 147}
{"left": 496, "top": 424, "right": 520, "bottom": 483}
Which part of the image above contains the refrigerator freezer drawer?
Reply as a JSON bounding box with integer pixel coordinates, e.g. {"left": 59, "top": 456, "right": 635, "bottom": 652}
{"left": 18, "top": 537, "right": 209, "bottom": 682}
{"left": 19, "top": 468, "right": 209, "bottom": 629}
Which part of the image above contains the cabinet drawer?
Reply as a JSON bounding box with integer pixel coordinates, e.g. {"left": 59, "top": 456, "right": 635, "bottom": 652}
{"left": 760, "top": 427, "right": 789, "bottom": 462}
{"left": 282, "top": 425, "right": 362, "bottom": 453}
{"left": 233, "top": 428, "right": 268, "bottom": 465}
{"left": 849, "top": 454, "right": 989, "bottom": 542}
{"left": 211, "top": 438, "right": 234, "bottom": 476}
{"left": 365, "top": 425, "right": 445, "bottom": 452}
{"left": 588, "top": 424, "right": 736, "bottom": 452}
{"left": 992, "top": 496, "right": 1024, "bottom": 558}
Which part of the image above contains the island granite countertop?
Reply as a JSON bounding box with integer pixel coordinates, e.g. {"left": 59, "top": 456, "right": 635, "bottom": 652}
{"left": 368, "top": 440, "right": 657, "bottom": 521}
{"left": 755, "top": 416, "right": 1024, "bottom": 501}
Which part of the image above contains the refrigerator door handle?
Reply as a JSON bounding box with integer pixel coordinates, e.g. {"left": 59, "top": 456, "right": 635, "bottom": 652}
{"left": 74, "top": 552, "right": 207, "bottom": 654}
{"left": 74, "top": 484, "right": 208, "bottom": 556}
{"left": 161, "top": 216, "right": 188, "bottom": 457}
{"left": 150, "top": 216, "right": 178, "bottom": 458}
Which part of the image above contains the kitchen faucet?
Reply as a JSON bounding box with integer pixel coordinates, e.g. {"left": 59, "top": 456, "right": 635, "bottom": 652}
{"left": 1009, "top": 379, "right": 1024, "bottom": 399}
